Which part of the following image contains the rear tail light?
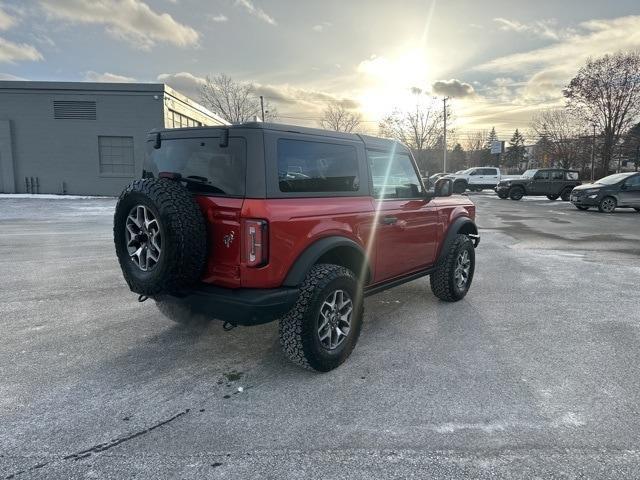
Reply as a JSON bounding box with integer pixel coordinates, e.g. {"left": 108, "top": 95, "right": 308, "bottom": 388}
{"left": 244, "top": 219, "right": 269, "bottom": 267}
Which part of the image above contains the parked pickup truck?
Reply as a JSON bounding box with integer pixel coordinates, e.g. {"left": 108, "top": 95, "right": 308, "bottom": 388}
{"left": 445, "top": 167, "right": 501, "bottom": 193}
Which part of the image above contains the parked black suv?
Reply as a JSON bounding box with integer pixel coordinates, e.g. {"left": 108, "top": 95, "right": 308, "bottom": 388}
{"left": 570, "top": 172, "right": 640, "bottom": 213}
{"left": 495, "top": 169, "right": 581, "bottom": 201}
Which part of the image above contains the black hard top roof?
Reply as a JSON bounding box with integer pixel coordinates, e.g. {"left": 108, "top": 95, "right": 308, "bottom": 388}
{"left": 151, "top": 121, "right": 404, "bottom": 151}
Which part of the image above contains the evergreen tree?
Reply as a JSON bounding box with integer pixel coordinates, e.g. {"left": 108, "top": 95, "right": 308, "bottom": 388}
{"left": 450, "top": 143, "right": 467, "bottom": 171}
{"left": 481, "top": 127, "right": 498, "bottom": 165}
{"left": 506, "top": 129, "right": 526, "bottom": 169}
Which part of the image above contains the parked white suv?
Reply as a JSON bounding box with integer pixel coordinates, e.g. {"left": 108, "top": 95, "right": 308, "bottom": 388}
{"left": 446, "top": 167, "right": 501, "bottom": 193}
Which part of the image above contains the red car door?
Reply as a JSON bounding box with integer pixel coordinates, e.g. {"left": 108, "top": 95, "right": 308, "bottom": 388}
{"left": 367, "top": 148, "right": 439, "bottom": 283}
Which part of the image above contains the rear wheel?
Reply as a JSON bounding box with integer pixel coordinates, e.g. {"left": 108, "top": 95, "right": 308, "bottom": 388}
{"left": 598, "top": 196, "right": 617, "bottom": 213}
{"left": 547, "top": 194, "right": 558, "bottom": 201}
{"left": 560, "top": 188, "right": 572, "bottom": 201}
{"left": 509, "top": 186, "right": 524, "bottom": 200}
{"left": 278, "top": 264, "right": 364, "bottom": 372}
{"left": 575, "top": 205, "right": 589, "bottom": 211}
{"left": 430, "top": 234, "right": 475, "bottom": 302}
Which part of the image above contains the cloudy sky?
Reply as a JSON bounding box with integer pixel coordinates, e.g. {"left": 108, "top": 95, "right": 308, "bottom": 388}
{"left": 1, "top": 0, "right": 640, "bottom": 137}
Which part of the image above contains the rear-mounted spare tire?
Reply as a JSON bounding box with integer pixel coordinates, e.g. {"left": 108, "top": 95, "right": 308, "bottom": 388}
{"left": 113, "top": 178, "right": 207, "bottom": 296}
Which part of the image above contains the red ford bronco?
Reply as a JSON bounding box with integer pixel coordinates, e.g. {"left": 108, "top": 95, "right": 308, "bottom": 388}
{"left": 114, "top": 123, "right": 479, "bottom": 371}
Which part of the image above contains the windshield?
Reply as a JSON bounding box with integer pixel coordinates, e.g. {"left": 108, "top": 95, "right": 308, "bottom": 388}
{"left": 521, "top": 170, "right": 537, "bottom": 178}
{"left": 595, "top": 173, "right": 634, "bottom": 185}
{"left": 144, "top": 136, "right": 246, "bottom": 196}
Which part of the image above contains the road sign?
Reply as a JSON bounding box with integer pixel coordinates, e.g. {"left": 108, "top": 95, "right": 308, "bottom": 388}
{"left": 491, "top": 140, "right": 504, "bottom": 154}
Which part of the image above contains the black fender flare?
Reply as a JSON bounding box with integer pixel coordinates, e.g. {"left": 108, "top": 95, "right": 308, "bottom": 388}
{"left": 436, "top": 216, "right": 479, "bottom": 263}
{"left": 282, "top": 236, "right": 371, "bottom": 287}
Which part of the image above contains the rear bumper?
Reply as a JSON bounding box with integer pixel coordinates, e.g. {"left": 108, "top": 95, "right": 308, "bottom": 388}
{"left": 159, "top": 284, "right": 299, "bottom": 326}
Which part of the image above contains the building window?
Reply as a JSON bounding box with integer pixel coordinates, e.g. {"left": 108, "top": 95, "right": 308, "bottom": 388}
{"left": 167, "top": 109, "right": 202, "bottom": 129}
{"left": 98, "top": 136, "right": 135, "bottom": 176}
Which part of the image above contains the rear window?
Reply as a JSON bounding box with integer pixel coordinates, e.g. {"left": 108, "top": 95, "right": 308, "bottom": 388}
{"left": 145, "top": 137, "right": 246, "bottom": 196}
{"left": 277, "top": 139, "right": 359, "bottom": 193}
{"left": 566, "top": 171, "right": 579, "bottom": 180}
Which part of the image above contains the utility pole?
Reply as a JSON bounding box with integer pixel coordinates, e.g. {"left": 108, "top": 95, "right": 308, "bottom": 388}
{"left": 590, "top": 123, "right": 596, "bottom": 182}
{"left": 260, "top": 95, "right": 265, "bottom": 122}
{"left": 443, "top": 97, "right": 449, "bottom": 173}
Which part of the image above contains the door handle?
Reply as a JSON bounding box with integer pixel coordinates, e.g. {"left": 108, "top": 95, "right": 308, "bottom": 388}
{"left": 381, "top": 216, "right": 398, "bottom": 225}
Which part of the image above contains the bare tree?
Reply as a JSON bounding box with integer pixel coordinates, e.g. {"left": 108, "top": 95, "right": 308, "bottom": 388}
{"left": 378, "top": 100, "right": 444, "bottom": 151}
{"left": 530, "top": 109, "right": 587, "bottom": 169}
{"left": 463, "top": 130, "right": 489, "bottom": 167}
{"left": 564, "top": 51, "right": 640, "bottom": 175}
{"left": 200, "top": 73, "right": 277, "bottom": 124}
{"left": 319, "top": 103, "right": 362, "bottom": 133}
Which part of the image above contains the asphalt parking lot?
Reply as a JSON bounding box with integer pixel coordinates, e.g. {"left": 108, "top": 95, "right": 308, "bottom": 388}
{"left": 1, "top": 193, "right": 639, "bottom": 479}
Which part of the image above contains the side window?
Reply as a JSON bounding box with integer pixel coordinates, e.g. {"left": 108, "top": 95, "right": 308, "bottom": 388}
{"left": 535, "top": 171, "right": 550, "bottom": 180}
{"left": 551, "top": 170, "right": 564, "bottom": 180}
{"left": 367, "top": 150, "right": 424, "bottom": 199}
{"left": 277, "top": 139, "right": 359, "bottom": 193}
{"left": 566, "top": 171, "right": 579, "bottom": 180}
{"left": 483, "top": 168, "right": 497, "bottom": 176}
{"left": 470, "top": 169, "right": 481, "bottom": 175}
{"left": 626, "top": 175, "right": 640, "bottom": 188}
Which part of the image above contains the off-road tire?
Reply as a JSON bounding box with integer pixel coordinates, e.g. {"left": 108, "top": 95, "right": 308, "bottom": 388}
{"left": 575, "top": 205, "right": 589, "bottom": 211}
{"left": 114, "top": 178, "right": 207, "bottom": 296}
{"left": 509, "top": 186, "right": 524, "bottom": 200}
{"left": 278, "top": 264, "right": 364, "bottom": 372}
{"left": 598, "top": 196, "right": 617, "bottom": 213}
{"left": 453, "top": 181, "right": 467, "bottom": 194}
{"left": 497, "top": 192, "right": 508, "bottom": 199}
{"left": 547, "top": 194, "right": 558, "bottom": 201}
{"left": 560, "top": 188, "right": 572, "bottom": 201}
{"left": 430, "top": 234, "right": 475, "bottom": 302}
{"left": 155, "top": 297, "right": 212, "bottom": 326}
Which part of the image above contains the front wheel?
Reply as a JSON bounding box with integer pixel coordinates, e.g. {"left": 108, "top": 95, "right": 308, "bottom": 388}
{"left": 279, "top": 264, "right": 364, "bottom": 372}
{"left": 560, "top": 188, "right": 572, "bottom": 201}
{"left": 509, "top": 187, "right": 524, "bottom": 200}
{"left": 430, "top": 234, "right": 475, "bottom": 302}
{"left": 598, "top": 196, "right": 617, "bottom": 213}
{"left": 497, "top": 192, "right": 508, "bottom": 199}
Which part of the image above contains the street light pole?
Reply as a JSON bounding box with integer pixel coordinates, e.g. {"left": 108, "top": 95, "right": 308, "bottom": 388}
{"left": 591, "top": 123, "right": 596, "bottom": 182}
{"left": 260, "top": 95, "right": 265, "bottom": 122}
{"left": 443, "top": 97, "right": 449, "bottom": 173}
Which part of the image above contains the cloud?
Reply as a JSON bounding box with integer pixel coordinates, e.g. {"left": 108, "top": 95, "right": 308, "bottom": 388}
{"left": 157, "top": 71, "right": 206, "bottom": 99}
{"left": 209, "top": 14, "right": 228, "bottom": 23}
{"left": 0, "top": 37, "right": 43, "bottom": 63}
{"left": 312, "top": 22, "right": 331, "bottom": 32}
{"left": 493, "top": 18, "right": 568, "bottom": 41}
{"left": 84, "top": 71, "right": 136, "bottom": 82}
{"left": 432, "top": 79, "right": 476, "bottom": 98}
{"left": 39, "top": 0, "right": 199, "bottom": 50}
{"left": 0, "top": 72, "right": 27, "bottom": 80}
{"left": 234, "top": 0, "right": 276, "bottom": 25}
{"left": 474, "top": 15, "right": 640, "bottom": 108}
{"left": 0, "top": 6, "right": 17, "bottom": 31}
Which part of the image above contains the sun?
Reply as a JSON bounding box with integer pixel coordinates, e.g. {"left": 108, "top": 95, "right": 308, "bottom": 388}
{"left": 356, "top": 48, "right": 433, "bottom": 120}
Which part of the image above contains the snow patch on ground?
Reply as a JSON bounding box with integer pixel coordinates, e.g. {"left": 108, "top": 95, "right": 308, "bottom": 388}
{"left": 0, "top": 194, "right": 112, "bottom": 200}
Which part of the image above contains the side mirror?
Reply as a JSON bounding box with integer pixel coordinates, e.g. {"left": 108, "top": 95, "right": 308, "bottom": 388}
{"left": 434, "top": 178, "right": 453, "bottom": 197}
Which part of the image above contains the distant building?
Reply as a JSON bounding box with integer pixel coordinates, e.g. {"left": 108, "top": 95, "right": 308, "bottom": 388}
{"left": 0, "top": 81, "right": 228, "bottom": 195}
